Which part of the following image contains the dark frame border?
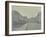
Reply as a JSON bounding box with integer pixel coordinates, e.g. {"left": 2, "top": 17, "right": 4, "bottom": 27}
{"left": 5, "top": 1, "right": 45, "bottom": 36}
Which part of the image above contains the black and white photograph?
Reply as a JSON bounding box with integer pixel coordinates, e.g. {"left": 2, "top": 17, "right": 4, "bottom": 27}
{"left": 5, "top": 1, "right": 45, "bottom": 36}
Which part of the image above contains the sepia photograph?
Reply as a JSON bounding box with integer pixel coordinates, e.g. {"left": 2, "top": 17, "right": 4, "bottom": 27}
{"left": 5, "top": 1, "right": 45, "bottom": 36}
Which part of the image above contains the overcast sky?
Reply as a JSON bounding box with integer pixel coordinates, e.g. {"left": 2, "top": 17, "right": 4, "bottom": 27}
{"left": 12, "top": 6, "right": 41, "bottom": 18}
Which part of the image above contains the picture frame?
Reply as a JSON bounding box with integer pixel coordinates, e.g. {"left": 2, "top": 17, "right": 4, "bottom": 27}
{"left": 5, "top": 1, "right": 45, "bottom": 36}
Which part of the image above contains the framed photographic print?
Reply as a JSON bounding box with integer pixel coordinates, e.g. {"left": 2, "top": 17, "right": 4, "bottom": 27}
{"left": 5, "top": 1, "right": 45, "bottom": 36}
